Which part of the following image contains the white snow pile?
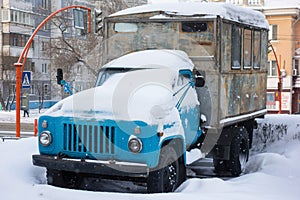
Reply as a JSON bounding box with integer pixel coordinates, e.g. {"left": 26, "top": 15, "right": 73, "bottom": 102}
{"left": 0, "top": 109, "right": 46, "bottom": 123}
{"left": 0, "top": 114, "right": 300, "bottom": 199}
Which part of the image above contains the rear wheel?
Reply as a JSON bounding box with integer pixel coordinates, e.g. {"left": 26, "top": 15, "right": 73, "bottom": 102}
{"left": 147, "top": 145, "right": 185, "bottom": 193}
{"left": 213, "top": 127, "right": 249, "bottom": 176}
{"left": 227, "top": 127, "right": 249, "bottom": 176}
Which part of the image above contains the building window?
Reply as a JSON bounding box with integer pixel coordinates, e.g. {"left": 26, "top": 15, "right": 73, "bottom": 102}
{"left": 248, "top": 0, "right": 261, "bottom": 5}
{"left": 231, "top": 25, "right": 242, "bottom": 69}
{"left": 243, "top": 29, "right": 252, "bottom": 69}
{"left": 31, "top": 62, "right": 35, "bottom": 73}
{"left": 268, "top": 60, "right": 278, "bottom": 76}
{"left": 41, "top": 41, "right": 49, "bottom": 51}
{"left": 294, "top": 59, "right": 299, "bottom": 76}
{"left": 5, "top": 33, "right": 31, "bottom": 47}
{"left": 266, "top": 92, "right": 276, "bottom": 110}
{"left": 2, "top": 10, "right": 9, "bottom": 21}
{"left": 269, "top": 25, "right": 278, "bottom": 41}
{"left": 10, "top": 10, "right": 33, "bottom": 26}
{"left": 42, "top": 63, "right": 47, "bottom": 74}
{"left": 298, "top": 94, "right": 300, "bottom": 112}
{"left": 42, "top": 0, "right": 48, "bottom": 9}
{"left": 226, "top": 0, "right": 243, "bottom": 5}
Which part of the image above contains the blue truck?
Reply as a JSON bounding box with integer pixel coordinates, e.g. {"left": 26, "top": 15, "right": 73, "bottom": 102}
{"left": 33, "top": 3, "right": 269, "bottom": 193}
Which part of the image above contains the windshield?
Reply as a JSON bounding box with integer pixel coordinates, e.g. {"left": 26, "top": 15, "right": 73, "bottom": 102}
{"left": 96, "top": 68, "right": 153, "bottom": 86}
{"left": 95, "top": 68, "right": 131, "bottom": 86}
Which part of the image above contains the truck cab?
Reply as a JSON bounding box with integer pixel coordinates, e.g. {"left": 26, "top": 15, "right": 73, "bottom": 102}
{"left": 33, "top": 49, "right": 205, "bottom": 192}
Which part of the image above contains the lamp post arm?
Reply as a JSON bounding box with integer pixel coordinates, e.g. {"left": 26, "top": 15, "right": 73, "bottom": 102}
{"left": 268, "top": 41, "right": 282, "bottom": 114}
{"left": 14, "top": 5, "right": 91, "bottom": 138}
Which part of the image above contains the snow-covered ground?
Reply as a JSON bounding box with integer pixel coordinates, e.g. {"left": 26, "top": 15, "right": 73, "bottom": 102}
{"left": 0, "top": 109, "right": 47, "bottom": 124}
{"left": 0, "top": 113, "right": 300, "bottom": 199}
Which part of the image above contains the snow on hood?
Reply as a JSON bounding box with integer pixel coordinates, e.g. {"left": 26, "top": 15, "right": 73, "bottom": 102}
{"left": 110, "top": 2, "right": 269, "bottom": 29}
{"left": 44, "top": 49, "right": 196, "bottom": 125}
{"left": 44, "top": 68, "right": 178, "bottom": 124}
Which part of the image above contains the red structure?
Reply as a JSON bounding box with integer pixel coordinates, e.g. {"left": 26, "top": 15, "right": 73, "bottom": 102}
{"left": 268, "top": 41, "right": 282, "bottom": 114}
{"left": 14, "top": 5, "right": 91, "bottom": 138}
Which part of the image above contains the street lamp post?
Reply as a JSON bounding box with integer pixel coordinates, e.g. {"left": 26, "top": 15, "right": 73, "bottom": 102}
{"left": 268, "top": 41, "right": 282, "bottom": 114}
{"left": 14, "top": 5, "right": 92, "bottom": 138}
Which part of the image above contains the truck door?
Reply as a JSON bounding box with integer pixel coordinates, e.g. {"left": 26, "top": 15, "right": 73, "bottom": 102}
{"left": 174, "top": 70, "right": 201, "bottom": 146}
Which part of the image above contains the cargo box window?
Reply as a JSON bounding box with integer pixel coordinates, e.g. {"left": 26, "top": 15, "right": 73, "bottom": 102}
{"left": 231, "top": 25, "right": 242, "bottom": 69}
{"left": 261, "top": 30, "right": 268, "bottom": 70}
{"left": 114, "top": 23, "right": 138, "bottom": 33}
{"left": 253, "top": 30, "right": 261, "bottom": 69}
{"left": 243, "top": 29, "right": 252, "bottom": 69}
{"left": 181, "top": 22, "right": 208, "bottom": 32}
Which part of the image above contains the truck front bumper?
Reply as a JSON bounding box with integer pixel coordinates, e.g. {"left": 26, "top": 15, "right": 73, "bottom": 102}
{"left": 32, "top": 154, "right": 149, "bottom": 180}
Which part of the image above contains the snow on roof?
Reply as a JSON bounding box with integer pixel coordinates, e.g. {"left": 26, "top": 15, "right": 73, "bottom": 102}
{"left": 110, "top": 2, "right": 269, "bottom": 29}
{"left": 103, "top": 49, "right": 194, "bottom": 71}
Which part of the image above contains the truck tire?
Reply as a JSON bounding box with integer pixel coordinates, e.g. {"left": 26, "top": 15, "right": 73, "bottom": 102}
{"left": 227, "top": 127, "right": 249, "bottom": 176}
{"left": 213, "top": 159, "right": 227, "bottom": 173}
{"left": 147, "top": 145, "right": 184, "bottom": 193}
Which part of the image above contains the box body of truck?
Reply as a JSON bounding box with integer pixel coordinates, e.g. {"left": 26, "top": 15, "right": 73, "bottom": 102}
{"left": 33, "top": 2, "right": 269, "bottom": 193}
{"left": 103, "top": 2, "right": 268, "bottom": 158}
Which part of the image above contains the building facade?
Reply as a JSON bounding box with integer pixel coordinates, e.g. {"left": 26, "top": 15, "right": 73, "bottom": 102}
{"left": 263, "top": 6, "right": 300, "bottom": 114}
{"left": 0, "top": 0, "right": 37, "bottom": 109}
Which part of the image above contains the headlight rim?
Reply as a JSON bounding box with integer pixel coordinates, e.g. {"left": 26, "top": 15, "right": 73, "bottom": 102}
{"left": 39, "top": 131, "right": 52, "bottom": 146}
{"left": 128, "top": 136, "right": 143, "bottom": 153}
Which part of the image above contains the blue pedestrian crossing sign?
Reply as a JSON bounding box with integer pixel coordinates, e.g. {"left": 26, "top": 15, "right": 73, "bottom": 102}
{"left": 22, "top": 71, "right": 31, "bottom": 88}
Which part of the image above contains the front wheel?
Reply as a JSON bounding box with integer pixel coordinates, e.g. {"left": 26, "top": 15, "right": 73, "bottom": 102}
{"left": 147, "top": 146, "right": 185, "bottom": 193}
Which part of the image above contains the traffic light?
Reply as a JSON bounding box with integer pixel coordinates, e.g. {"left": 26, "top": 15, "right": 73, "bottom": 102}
{"left": 56, "top": 68, "right": 63, "bottom": 85}
{"left": 94, "top": 9, "right": 103, "bottom": 34}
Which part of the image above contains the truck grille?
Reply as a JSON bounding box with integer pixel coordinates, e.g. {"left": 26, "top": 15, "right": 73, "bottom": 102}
{"left": 63, "top": 123, "right": 115, "bottom": 155}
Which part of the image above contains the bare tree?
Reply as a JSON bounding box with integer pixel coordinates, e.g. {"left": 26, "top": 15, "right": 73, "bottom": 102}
{"left": 48, "top": 0, "right": 128, "bottom": 80}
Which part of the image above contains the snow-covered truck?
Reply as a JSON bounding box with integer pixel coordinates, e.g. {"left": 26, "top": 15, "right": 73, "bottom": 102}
{"left": 32, "top": 3, "right": 269, "bottom": 193}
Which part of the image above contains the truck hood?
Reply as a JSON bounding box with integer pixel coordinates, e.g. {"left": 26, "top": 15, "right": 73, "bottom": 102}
{"left": 44, "top": 68, "right": 181, "bottom": 125}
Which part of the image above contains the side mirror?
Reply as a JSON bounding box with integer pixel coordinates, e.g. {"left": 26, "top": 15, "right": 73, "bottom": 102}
{"left": 194, "top": 71, "right": 205, "bottom": 87}
{"left": 195, "top": 75, "right": 205, "bottom": 87}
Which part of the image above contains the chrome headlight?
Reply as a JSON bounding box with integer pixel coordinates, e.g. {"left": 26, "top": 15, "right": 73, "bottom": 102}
{"left": 39, "top": 131, "right": 52, "bottom": 146}
{"left": 128, "top": 136, "right": 143, "bottom": 153}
